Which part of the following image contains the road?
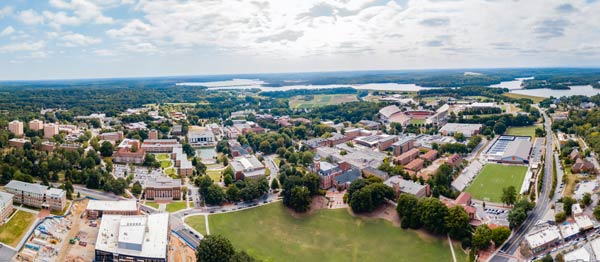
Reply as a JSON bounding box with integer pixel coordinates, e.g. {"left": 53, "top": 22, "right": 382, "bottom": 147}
{"left": 489, "top": 109, "right": 554, "bottom": 262}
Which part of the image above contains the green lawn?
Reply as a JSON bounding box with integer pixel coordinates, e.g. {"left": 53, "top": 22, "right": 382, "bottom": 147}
{"left": 207, "top": 169, "right": 222, "bottom": 182}
{"left": 466, "top": 164, "right": 528, "bottom": 202}
{"left": 505, "top": 125, "right": 540, "bottom": 137}
{"left": 166, "top": 201, "right": 187, "bottom": 213}
{"left": 164, "top": 167, "right": 176, "bottom": 178}
{"left": 156, "top": 154, "right": 170, "bottom": 161}
{"left": 145, "top": 201, "right": 159, "bottom": 209}
{"left": 186, "top": 203, "right": 463, "bottom": 262}
{"left": 502, "top": 93, "right": 544, "bottom": 103}
{"left": 160, "top": 160, "right": 172, "bottom": 168}
{"left": 0, "top": 211, "right": 36, "bottom": 247}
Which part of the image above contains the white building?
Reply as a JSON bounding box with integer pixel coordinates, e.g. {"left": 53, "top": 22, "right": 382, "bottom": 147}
{"left": 438, "top": 123, "right": 482, "bottom": 138}
{"left": 525, "top": 225, "right": 561, "bottom": 253}
{"left": 188, "top": 126, "right": 216, "bottom": 147}
{"left": 95, "top": 213, "right": 169, "bottom": 262}
{"left": 230, "top": 155, "right": 265, "bottom": 180}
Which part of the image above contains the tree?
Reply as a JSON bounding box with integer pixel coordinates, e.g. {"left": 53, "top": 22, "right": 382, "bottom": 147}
{"left": 418, "top": 198, "right": 449, "bottom": 235}
{"left": 594, "top": 205, "right": 600, "bottom": 220}
{"left": 535, "top": 127, "right": 546, "bottom": 137}
{"left": 196, "top": 235, "right": 235, "bottom": 262}
{"left": 491, "top": 227, "right": 511, "bottom": 246}
{"left": 270, "top": 178, "right": 280, "bottom": 190}
{"left": 205, "top": 184, "right": 225, "bottom": 205}
{"left": 396, "top": 194, "right": 421, "bottom": 229}
{"left": 223, "top": 174, "right": 233, "bottom": 186}
{"left": 472, "top": 225, "right": 492, "bottom": 251}
{"left": 143, "top": 154, "right": 160, "bottom": 168}
{"left": 196, "top": 175, "right": 214, "bottom": 196}
{"left": 508, "top": 208, "right": 527, "bottom": 229}
{"left": 445, "top": 206, "right": 470, "bottom": 239}
{"left": 289, "top": 186, "right": 311, "bottom": 212}
{"left": 183, "top": 142, "right": 196, "bottom": 156}
{"left": 226, "top": 186, "right": 241, "bottom": 202}
{"left": 582, "top": 193, "right": 592, "bottom": 207}
{"left": 131, "top": 181, "right": 143, "bottom": 196}
{"left": 501, "top": 186, "right": 517, "bottom": 206}
{"left": 493, "top": 122, "right": 507, "bottom": 135}
{"left": 230, "top": 251, "right": 257, "bottom": 262}
{"left": 555, "top": 212, "right": 567, "bottom": 223}
{"left": 100, "top": 141, "right": 114, "bottom": 157}
{"left": 540, "top": 254, "right": 554, "bottom": 262}
{"left": 563, "top": 196, "right": 576, "bottom": 216}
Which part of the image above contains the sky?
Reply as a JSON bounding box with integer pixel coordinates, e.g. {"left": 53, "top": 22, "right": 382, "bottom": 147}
{"left": 1, "top": 0, "right": 600, "bottom": 80}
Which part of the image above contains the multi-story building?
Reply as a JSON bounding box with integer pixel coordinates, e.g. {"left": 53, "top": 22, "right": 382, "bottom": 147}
{"left": 384, "top": 176, "right": 430, "bottom": 198}
{"left": 44, "top": 123, "right": 59, "bottom": 139}
{"left": 4, "top": 180, "right": 66, "bottom": 211}
{"left": 113, "top": 139, "right": 146, "bottom": 164}
{"left": 95, "top": 213, "right": 169, "bottom": 262}
{"left": 144, "top": 177, "right": 181, "bottom": 201}
{"left": 99, "top": 131, "right": 124, "bottom": 142}
{"left": 8, "top": 138, "right": 30, "bottom": 148}
{"left": 86, "top": 200, "right": 139, "bottom": 219}
{"left": 141, "top": 139, "right": 180, "bottom": 153}
{"left": 188, "top": 126, "right": 216, "bottom": 147}
{"left": 230, "top": 155, "right": 266, "bottom": 180}
{"left": 8, "top": 120, "right": 23, "bottom": 137}
{"left": 0, "top": 191, "right": 14, "bottom": 225}
{"left": 148, "top": 129, "right": 159, "bottom": 140}
{"left": 29, "top": 119, "right": 44, "bottom": 131}
{"left": 396, "top": 148, "right": 420, "bottom": 165}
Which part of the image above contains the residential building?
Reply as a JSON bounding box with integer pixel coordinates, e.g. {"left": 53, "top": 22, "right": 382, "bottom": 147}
{"left": 44, "top": 123, "right": 59, "bottom": 139}
{"left": 95, "top": 213, "right": 169, "bottom": 262}
{"left": 8, "top": 138, "right": 29, "bottom": 148}
{"left": 99, "top": 131, "right": 124, "bottom": 141}
{"left": 29, "top": 119, "right": 44, "bottom": 131}
{"left": 362, "top": 167, "right": 389, "bottom": 181}
{"left": 113, "top": 139, "right": 146, "bottom": 164}
{"left": 172, "top": 147, "right": 193, "bottom": 176}
{"left": 572, "top": 158, "right": 595, "bottom": 174}
{"left": 230, "top": 155, "right": 266, "bottom": 180}
{"left": 4, "top": 180, "right": 66, "bottom": 211}
{"left": 149, "top": 129, "right": 159, "bottom": 140}
{"left": 392, "top": 137, "right": 415, "bottom": 156}
{"left": 421, "top": 150, "right": 438, "bottom": 161}
{"left": 405, "top": 158, "right": 424, "bottom": 172}
{"left": 141, "top": 139, "right": 180, "bottom": 153}
{"left": 86, "top": 200, "right": 140, "bottom": 219}
{"left": 446, "top": 153, "right": 463, "bottom": 168}
{"left": 8, "top": 120, "right": 23, "bottom": 137}
{"left": 144, "top": 177, "right": 182, "bottom": 201}
{"left": 438, "top": 123, "right": 482, "bottom": 138}
{"left": 0, "top": 192, "right": 13, "bottom": 225}
{"left": 384, "top": 176, "right": 430, "bottom": 198}
{"left": 396, "top": 148, "right": 420, "bottom": 165}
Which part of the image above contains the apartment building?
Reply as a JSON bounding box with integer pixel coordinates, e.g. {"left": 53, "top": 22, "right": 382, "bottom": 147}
{"left": 5, "top": 180, "right": 66, "bottom": 211}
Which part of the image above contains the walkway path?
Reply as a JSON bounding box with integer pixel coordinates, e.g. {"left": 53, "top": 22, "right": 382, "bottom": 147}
{"left": 448, "top": 234, "right": 457, "bottom": 262}
{"left": 204, "top": 214, "right": 210, "bottom": 235}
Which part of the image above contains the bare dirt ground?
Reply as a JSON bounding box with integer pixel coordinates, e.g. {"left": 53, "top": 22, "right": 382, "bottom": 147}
{"left": 169, "top": 234, "right": 196, "bottom": 262}
{"left": 351, "top": 203, "right": 401, "bottom": 227}
{"left": 60, "top": 199, "right": 97, "bottom": 262}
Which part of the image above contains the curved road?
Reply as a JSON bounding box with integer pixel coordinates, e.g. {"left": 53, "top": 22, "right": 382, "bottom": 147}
{"left": 489, "top": 110, "right": 554, "bottom": 262}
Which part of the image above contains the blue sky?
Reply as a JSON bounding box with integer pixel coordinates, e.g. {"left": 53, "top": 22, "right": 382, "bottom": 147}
{"left": 1, "top": 0, "right": 600, "bottom": 80}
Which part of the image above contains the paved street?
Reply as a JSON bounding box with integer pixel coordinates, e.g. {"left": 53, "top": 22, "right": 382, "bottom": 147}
{"left": 489, "top": 109, "right": 554, "bottom": 262}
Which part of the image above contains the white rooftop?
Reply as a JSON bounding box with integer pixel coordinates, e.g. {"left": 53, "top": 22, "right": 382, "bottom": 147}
{"left": 525, "top": 226, "right": 561, "bottom": 249}
{"left": 87, "top": 200, "right": 138, "bottom": 212}
{"left": 96, "top": 213, "right": 169, "bottom": 259}
{"left": 564, "top": 247, "right": 591, "bottom": 262}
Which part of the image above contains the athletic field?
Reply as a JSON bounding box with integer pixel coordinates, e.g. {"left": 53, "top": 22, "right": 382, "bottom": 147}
{"left": 465, "top": 164, "right": 527, "bottom": 203}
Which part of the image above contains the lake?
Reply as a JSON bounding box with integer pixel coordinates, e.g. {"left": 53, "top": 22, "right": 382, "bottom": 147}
{"left": 489, "top": 77, "right": 534, "bottom": 90}
{"left": 510, "top": 85, "right": 600, "bottom": 98}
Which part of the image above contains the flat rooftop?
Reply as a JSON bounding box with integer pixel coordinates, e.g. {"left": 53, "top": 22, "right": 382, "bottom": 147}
{"left": 87, "top": 200, "right": 138, "bottom": 212}
{"left": 96, "top": 213, "right": 169, "bottom": 259}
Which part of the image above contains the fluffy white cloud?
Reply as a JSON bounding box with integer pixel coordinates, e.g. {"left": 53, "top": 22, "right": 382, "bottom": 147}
{"left": 0, "top": 26, "right": 15, "bottom": 37}
{"left": 0, "top": 41, "right": 44, "bottom": 52}
{"left": 18, "top": 9, "right": 44, "bottom": 25}
{"left": 61, "top": 32, "right": 101, "bottom": 46}
{"left": 0, "top": 6, "right": 13, "bottom": 18}
{"left": 48, "top": 0, "right": 114, "bottom": 24}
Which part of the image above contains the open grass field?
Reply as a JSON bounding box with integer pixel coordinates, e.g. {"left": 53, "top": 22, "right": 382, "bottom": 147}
{"left": 164, "top": 167, "right": 176, "bottom": 177}
{"left": 409, "top": 119, "right": 426, "bottom": 125}
{"left": 206, "top": 169, "right": 222, "bottom": 182}
{"left": 502, "top": 93, "right": 545, "bottom": 103}
{"left": 289, "top": 94, "right": 358, "bottom": 109}
{"left": 166, "top": 201, "right": 187, "bottom": 213}
{"left": 160, "top": 160, "right": 172, "bottom": 168}
{"left": 0, "top": 211, "right": 36, "bottom": 247}
{"left": 186, "top": 203, "right": 465, "bottom": 262}
{"left": 156, "top": 154, "right": 170, "bottom": 161}
{"left": 145, "top": 201, "right": 159, "bottom": 209}
{"left": 186, "top": 215, "right": 208, "bottom": 235}
{"left": 466, "top": 164, "right": 528, "bottom": 202}
{"left": 505, "top": 125, "right": 540, "bottom": 137}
